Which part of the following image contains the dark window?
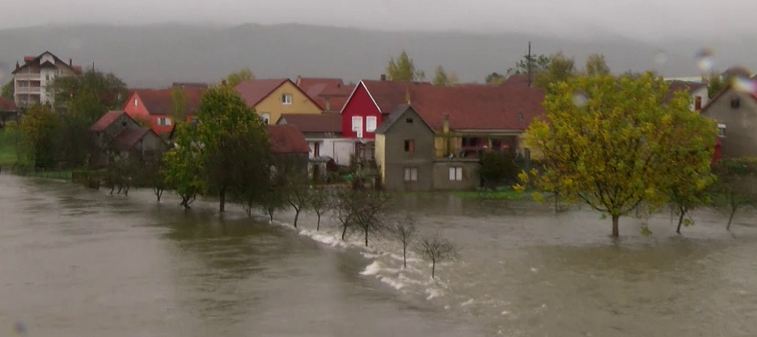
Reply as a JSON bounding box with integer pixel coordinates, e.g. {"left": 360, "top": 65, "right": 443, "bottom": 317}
{"left": 406, "top": 118, "right": 414, "bottom": 123}
{"left": 695, "top": 96, "right": 703, "bottom": 110}
{"left": 313, "top": 142, "right": 320, "bottom": 157}
{"left": 731, "top": 97, "right": 741, "bottom": 109}
{"left": 404, "top": 139, "right": 415, "bottom": 154}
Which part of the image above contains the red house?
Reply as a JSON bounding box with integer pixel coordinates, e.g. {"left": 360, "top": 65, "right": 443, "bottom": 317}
{"left": 340, "top": 80, "right": 430, "bottom": 140}
{"left": 123, "top": 86, "right": 205, "bottom": 135}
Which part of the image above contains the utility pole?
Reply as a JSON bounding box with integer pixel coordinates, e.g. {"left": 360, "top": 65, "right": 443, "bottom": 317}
{"left": 527, "top": 41, "right": 533, "bottom": 87}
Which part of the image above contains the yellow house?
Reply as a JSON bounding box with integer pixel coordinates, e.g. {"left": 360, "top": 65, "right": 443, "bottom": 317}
{"left": 234, "top": 79, "right": 323, "bottom": 125}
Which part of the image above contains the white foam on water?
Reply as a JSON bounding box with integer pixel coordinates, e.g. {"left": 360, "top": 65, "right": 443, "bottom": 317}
{"left": 361, "top": 261, "right": 383, "bottom": 276}
{"left": 460, "top": 299, "right": 475, "bottom": 307}
{"left": 380, "top": 276, "right": 406, "bottom": 290}
{"left": 426, "top": 287, "right": 444, "bottom": 300}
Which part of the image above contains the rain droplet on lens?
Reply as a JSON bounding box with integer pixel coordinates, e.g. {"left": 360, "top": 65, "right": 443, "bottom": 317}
{"left": 732, "top": 77, "right": 756, "bottom": 93}
{"left": 654, "top": 51, "right": 668, "bottom": 66}
{"left": 14, "top": 321, "right": 27, "bottom": 336}
{"left": 572, "top": 92, "right": 588, "bottom": 107}
{"left": 695, "top": 48, "right": 715, "bottom": 73}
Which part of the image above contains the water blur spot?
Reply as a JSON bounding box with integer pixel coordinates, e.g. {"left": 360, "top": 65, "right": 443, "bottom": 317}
{"left": 654, "top": 51, "right": 668, "bottom": 66}
{"left": 501, "top": 310, "right": 510, "bottom": 315}
{"left": 530, "top": 267, "right": 539, "bottom": 273}
{"left": 732, "top": 77, "right": 756, "bottom": 93}
{"left": 13, "top": 321, "right": 27, "bottom": 336}
{"left": 696, "top": 48, "right": 715, "bottom": 73}
{"left": 572, "top": 92, "right": 588, "bottom": 108}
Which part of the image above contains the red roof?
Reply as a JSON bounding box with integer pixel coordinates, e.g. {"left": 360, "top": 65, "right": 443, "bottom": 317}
{"left": 130, "top": 87, "right": 205, "bottom": 116}
{"left": 278, "top": 113, "right": 341, "bottom": 133}
{"left": 296, "top": 77, "right": 354, "bottom": 113}
{"left": 267, "top": 125, "right": 309, "bottom": 154}
{"left": 90, "top": 111, "right": 126, "bottom": 132}
{"left": 356, "top": 80, "right": 544, "bottom": 131}
{"left": 13, "top": 51, "right": 81, "bottom": 75}
{"left": 0, "top": 97, "right": 16, "bottom": 111}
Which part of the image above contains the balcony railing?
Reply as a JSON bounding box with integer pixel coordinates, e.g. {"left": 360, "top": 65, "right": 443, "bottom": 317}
{"left": 16, "top": 86, "right": 41, "bottom": 94}
{"left": 13, "top": 73, "right": 41, "bottom": 80}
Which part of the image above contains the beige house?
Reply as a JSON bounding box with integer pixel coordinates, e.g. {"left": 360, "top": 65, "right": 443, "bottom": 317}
{"left": 234, "top": 79, "right": 323, "bottom": 125}
{"left": 12, "top": 51, "right": 81, "bottom": 108}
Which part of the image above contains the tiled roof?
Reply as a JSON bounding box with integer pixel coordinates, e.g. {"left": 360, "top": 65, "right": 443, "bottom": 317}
{"left": 113, "top": 128, "right": 151, "bottom": 151}
{"left": 90, "top": 111, "right": 126, "bottom": 132}
{"left": 0, "top": 97, "right": 16, "bottom": 111}
{"left": 131, "top": 87, "right": 205, "bottom": 116}
{"left": 13, "top": 51, "right": 81, "bottom": 75}
{"left": 278, "top": 113, "right": 342, "bottom": 133}
{"left": 667, "top": 80, "right": 706, "bottom": 94}
{"left": 297, "top": 77, "right": 354, "bottom": 112}
{"left": 267, "top": 125, "right": 309, "bottom": 154}
{"left": 359, "top": 81, "right": 544, "bottom": 132}
{"left": 235, "top": 79, "right": 288, "bottom": 107}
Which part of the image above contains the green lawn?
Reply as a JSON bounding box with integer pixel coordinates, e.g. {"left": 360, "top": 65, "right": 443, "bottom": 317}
{"left": 0, "top": 125, "right": 20, "bottom": 168}
{"left": 454, "top": 187, "right": 531, "bottom": 201}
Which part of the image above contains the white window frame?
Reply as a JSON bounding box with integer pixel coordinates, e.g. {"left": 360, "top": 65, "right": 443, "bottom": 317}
{"left": 261, "top": 113, "right": 271, "bottom": 125}
{"left": 404, "top": 167, "right": 418, "bottom": 182}
{"left": 282, "top": 93, "right": 293, "bottom": 105}
{"left": 449, "top": 167, "right": 463, "bottom": 181}
{"left": 134, "top": 98, "right": 139, "bottom": 107}
{"left": 718, "top": 123, "right": 727, "bottom": 137}
{"left": 366, "top": 116, "right": 377, "bottom": 132}
{"left": 157, "top": 117, "right": 173, "bottom": 126}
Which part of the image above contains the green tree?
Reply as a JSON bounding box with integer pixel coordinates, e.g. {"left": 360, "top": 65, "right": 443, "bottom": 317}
{"left": 432, "top": 66, "right": 458, "bottom": 86}
{"left": 224, "top": 68, "right": 254, "bottom": 87}
{"left": 386, "top": 51, "right": 425, "bottom": 81}
{"left": 508, "top": 54, "right": 551, "bottom": 76}
{"left": 585, "top": 54, "right": 611, "bottom": 76}
{"left": 485, "top": 72, "right": 506, "bottom": 85}
{"left": 706, "top": 73, "right": 725, "bottom": 98}
{"left": 1, "top": 80, "right": 13, "bottom": 100}
{"left": 536, "top": 52, "right": 576, "bottom": 90}
{"left": 525, "top": 73, "right": 717, "bottom": 237}
{"left": 711, "top": 158, "right": 757, "bottom": 230}
{"left": 18, "top": 104, "right": 59, "bottom": 168}
{"left": 195, "top": 86, "right": 269, "bottom": 213}
{"left": 164, "top": 124, "right": 205, "bottom": 209}
{"left": 479, "top": 151, "right": 518, "bottom": 189}
{"left": 171, "top": 86, "right": 188, "bottom": 123}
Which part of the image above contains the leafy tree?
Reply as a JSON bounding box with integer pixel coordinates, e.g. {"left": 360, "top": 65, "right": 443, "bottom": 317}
{"left": 536, "top": 52, "right": 576, "bottom": 90}
{"left": 432, "top": 66, "right": 458, "bottom": 86}
{"left": 163, "top": 124, "right": 205, "bottom": 209}
{"left": 711, "top": 158, "right": 757, "bottom": 230}
{"left": 308, "top": 186, "right": 331, "bottom": 231}
{"left": 224, "top": 68, "right": 254, "bottom": 87}
{"left": 18, "top": 104, "right": 58, "bottom": 168}
{"left": 525, "top": 73, "right": 717, "bottom": 237}
{"left": 1, "top": 80, "right": 13, "bottom": 100}
{"left": 706, "top": 73, "right": 725, "bottom": 98}
{"left": 386, "top": 51, "right": 425, "bottom": 82}
{"left": 388, "top": 214, "right": 417, "bottom": 268}
{"left": 479, "top": 151, "right": 518, "bottom": 189}
{"left": 195, "top": 86, "right": 269, "bottom": 213}
{"left": 485, "top": 72, "right": 506, "bottom": 85}
{"left": 508, "top": 53, "right": 551, "bottom": 76}
{"left": 138, "top": 156, "right": 168, "bottom": 202}
{"left": 419, "top": 234, "right": 457, "bottom": 279}
{"left": 171, "top": 86, "right": 188, "bottom": 123}
{"left": 585, "top": 54, "right": 611, "bottom": 76}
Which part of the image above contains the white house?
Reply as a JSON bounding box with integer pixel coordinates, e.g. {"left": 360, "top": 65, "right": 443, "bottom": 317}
{"left": 12, "top": 51, "right": 82, "bottom": 108}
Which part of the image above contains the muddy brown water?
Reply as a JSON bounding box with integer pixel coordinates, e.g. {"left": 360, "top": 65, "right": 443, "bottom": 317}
{"left": 2, "top": 174, "right": 757, "bottom": 336}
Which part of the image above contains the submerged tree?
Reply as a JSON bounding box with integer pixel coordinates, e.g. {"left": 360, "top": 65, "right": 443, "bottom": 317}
{"left": 711, "top": 158, "right": 757, "bottom": 230}
{"left": 419, "top": 234, "right": 457, "bottom": 279}
{"left": 386, "top": 51, "right": 425, "bottom": 81}
{"left": 163, "top": 124, "right": 205, "bottom": 209}
{"left": 333, "top": 189, "right": 390, "bottom": 245}
{"left": 388, "top": 214, "right": 417, "bottom": 268}
{"left": 308, "top": 187, "right": 331, "bottom": 231}
{"left": 525, "top": 73, "right": 717, "bottom": 237}
{"left": 18, "top": 104, "right": 59, "bottom": 168}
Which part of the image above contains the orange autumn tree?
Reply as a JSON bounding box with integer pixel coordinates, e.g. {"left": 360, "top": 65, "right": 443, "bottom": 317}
{"left": 520, "top": 73, "right": 716, "bottom": 237}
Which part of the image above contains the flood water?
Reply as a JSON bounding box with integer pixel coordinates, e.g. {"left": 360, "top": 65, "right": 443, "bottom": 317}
{"left": 2, "top": 174, "right": 757, "bottom": 337}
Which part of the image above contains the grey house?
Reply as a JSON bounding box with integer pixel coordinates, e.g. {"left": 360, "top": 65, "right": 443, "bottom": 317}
{"left": 375, "top": 106, "right": 480, "bottom": 191}
{"left": 701, "top": 86, "right": 757, "bottom": 158}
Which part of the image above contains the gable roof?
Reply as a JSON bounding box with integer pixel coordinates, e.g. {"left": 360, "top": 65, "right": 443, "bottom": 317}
{"left": 235, "top": 79, "right": 323, "bottom": 110}
{"left": 349, "top": 80, "right": 432, "bottom": 114}
{"left": 129, "top": 87, "right": 205, "bottom": 116}
{"left": 90, "top": 111, "right": 129, "bottom": 132}
{"left": 296, "top": 77, "right": 354, "bottom": 112}
{"left": 12, "top": 51, "right": 81, "bottom": 75}
{"left": 113, "top": 128, "right": 152, "bottom": 151}
{"left": 267, "top": 125, "right": 309, "bottom": 154}
{"left": 701, "top": 83, "right": 757, "bottom": 113}
{"left": 0, "top": 97, "right": 16, "bottom": 111}
{"left": 376, "top": 105, "right": 434, "bottom": 134}
{"left": 277, "top": 113, "right": 342, "bottom": 133}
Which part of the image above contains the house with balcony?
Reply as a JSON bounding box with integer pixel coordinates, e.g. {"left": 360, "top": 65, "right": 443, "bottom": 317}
{"left": 235, "top": 79, "right": 323, "bottom": 125}
{"left": 123, "top": 85, "right": 206, "bottom": 135}
{"left": 363, "top": 82, "right": 545, "bottom": 191}
{"left": 11, "top": 51, "right": 82, "bottom": 109}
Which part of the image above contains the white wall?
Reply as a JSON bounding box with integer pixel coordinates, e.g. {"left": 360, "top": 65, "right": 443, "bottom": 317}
{"left": 307, "top": 137, "right": 355, "bottom": 166}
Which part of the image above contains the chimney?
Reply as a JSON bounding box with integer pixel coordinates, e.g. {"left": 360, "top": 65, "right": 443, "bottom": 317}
{"left": 380, "top": 74, "right": 386, "bottom": 81}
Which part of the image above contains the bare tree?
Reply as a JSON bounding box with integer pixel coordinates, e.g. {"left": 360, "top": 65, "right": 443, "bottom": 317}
{"left": 419, "top": 234, "right": 457, "bottom": 279}
{"left": 333, "top": 189, "right": 390, "bottom": 246}
{"left": 308, "top": 187, "right": 330, "bottom": 231}
{"left": 388, "top": 214, "right": 417, "bottom": 268}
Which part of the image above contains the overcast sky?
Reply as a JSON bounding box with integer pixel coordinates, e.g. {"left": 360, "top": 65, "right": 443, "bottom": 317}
{"left": 0, "top": 0, "right": 754, "bottom": 40}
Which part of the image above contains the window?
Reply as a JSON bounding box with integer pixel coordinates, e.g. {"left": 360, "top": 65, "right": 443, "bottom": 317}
{"left": 718, "top": 123, "right": 727, "bottom": 137}
{"left": 449, "top": 167, "right": 463, "bottom": 181}
{"left": 366, "top": 116, "right": 377, "bottom": 132}
{"left": 731, "top": 97, "right": 741, "bottom": 109}
{"left": 157, "top": 117, "right": 172, "bottom": 126}
{"left": 313, "top": 142, "right": 320, "bottom": 157}
{"left": 134, "top": 98, "right": 138, "bottom": 107}
{"left": 352, "top": 116, "right": 363, "bottom": 137}
{"left": 404, "top": 139, "right": 415, "bottom": 154}
{"left": 282, "top": 93, "right": 293, "bottom": 105}
{"left": 404, "top": 167, "right": 418, "bottom": 182}
{"left": 695, "top": 96, "right": 703, "bottom": 110}
{"left": 261, "top": 113, "right": 271, "bottom": 125}
{"left": 406, "top": 118, "right": 414, "bottom": 124}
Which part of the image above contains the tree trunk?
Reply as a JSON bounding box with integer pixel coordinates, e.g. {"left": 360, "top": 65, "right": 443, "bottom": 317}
{"left": 316, "top": 214, "right": 321, "bottom": 231}
{"left": 364, "top": 228, "right": 369, "bottom": 247}
{"left": 727, "top": 206, "right": 737, "bottom": 231}
{"left": 402, "top": 244, "right": 407, "bottom": 268}
{"left": 431, "top": 260, "right": 436, "bottom": 279}
{"left": 219, "top": 187, "right": 226, "bottom": 213}
{"left": 341, "top": 224, "right": 348, "bottom": 241}
{"left": 676, "top": 208, "right": 685, "bottom": 234}
{"left": 267, "top": 208, "right": 274, "bottom": 222}
{"left": 293, "top": 209, "right": 299, "bottom": 228}
{"left": 611, "top": 215, "right": 620, "bottom": 238}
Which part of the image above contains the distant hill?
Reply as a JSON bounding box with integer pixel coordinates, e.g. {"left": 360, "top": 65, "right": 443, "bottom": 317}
{"left": 0, "top": 23, "right": 754, "bottom": 88}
